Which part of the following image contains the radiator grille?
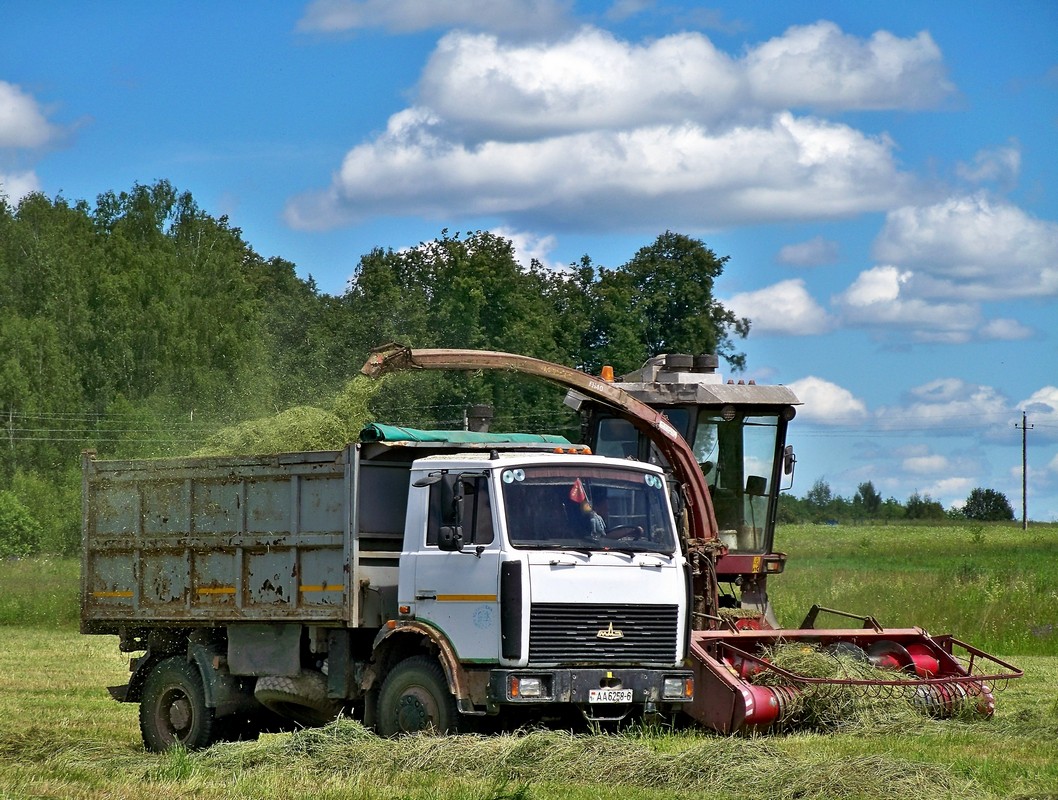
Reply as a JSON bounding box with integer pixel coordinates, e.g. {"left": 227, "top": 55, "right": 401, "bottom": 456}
{"left": 528, "top": 603, "right": 678, "bottom": 663}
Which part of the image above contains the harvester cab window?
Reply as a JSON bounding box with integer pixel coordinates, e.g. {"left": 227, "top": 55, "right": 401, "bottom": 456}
{"left": 595, "top": 417, "right": 666, "bottom": 466}
{"left": 426, "top": 473, "right": 494, "bottom": 547}
{"left": 595, "top": 418, "right": 639, "bottom": 459}
{"left": 694, "top": 414, "right": 780, "bottom": 554}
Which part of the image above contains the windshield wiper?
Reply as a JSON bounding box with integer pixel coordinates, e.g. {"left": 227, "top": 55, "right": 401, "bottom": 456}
{"left": 517, "top": 542, "right": 594, "bottom": 558}
{"left": 561, "top": 547, "right": 594, "bottom": 558}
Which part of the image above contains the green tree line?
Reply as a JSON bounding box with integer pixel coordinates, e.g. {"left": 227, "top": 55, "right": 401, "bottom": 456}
{"left": 1, "top": 180, "right": 748, "bottom": 556}
{"left": 778, "top": 479, "right": 1015, "bottom": 524}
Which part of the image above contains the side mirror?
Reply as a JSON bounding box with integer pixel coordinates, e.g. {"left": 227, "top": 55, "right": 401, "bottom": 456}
{"left": 437, "top": 525, "right": 464, "bottom": 552}
{"left": 782, "top": 445, "right": 797, "bottom": 491}
{"left": 669, "top": 487, "right": 684, "bottom": 515}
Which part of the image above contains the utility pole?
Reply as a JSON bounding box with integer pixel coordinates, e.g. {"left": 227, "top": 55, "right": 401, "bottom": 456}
{"left": 1015, "top": 412, "right": 1033, "bottom": 530}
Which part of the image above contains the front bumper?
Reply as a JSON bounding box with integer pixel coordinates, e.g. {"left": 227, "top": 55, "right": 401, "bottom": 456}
{"left": 487, "top": 667, "right": 693, "bottom": 718}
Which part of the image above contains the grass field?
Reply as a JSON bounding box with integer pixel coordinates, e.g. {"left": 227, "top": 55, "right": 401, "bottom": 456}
{"left": 769, "top": 522, "right": 1058, "bottom": 656}
{"left": 1, "top": 523, "right": 1056, "bottom": 799}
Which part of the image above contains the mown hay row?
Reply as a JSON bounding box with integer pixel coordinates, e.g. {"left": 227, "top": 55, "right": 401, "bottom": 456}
{"left": 200, "top": 721, "right": 976, "bottom": 798}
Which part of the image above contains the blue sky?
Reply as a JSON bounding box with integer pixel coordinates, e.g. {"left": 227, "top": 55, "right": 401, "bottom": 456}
{"left": 3, "top": 1, "right": 1057, "bottom": 520}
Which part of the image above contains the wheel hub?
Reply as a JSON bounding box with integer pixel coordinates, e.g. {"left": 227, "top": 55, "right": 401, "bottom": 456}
{"left": 396, "top": 694, "right": 432, "bottom": 732}
{"left": 166, "top": 693, "right": 192, "bottom": 734}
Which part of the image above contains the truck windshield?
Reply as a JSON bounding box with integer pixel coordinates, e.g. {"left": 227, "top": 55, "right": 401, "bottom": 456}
{"left": 501, "top": 465, "right": 677, "bottom": 554}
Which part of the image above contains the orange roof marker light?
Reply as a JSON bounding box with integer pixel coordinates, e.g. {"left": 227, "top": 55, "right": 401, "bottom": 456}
{"left": 600, "top": 365, "right": 615, "bottom": 382}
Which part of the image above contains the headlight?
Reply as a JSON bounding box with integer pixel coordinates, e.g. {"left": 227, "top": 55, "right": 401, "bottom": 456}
{"left": 509, "top": 675, "right": 550, "bottom": 699}
{"left": 663, "top": 676, "right": 693, "bottom": 699}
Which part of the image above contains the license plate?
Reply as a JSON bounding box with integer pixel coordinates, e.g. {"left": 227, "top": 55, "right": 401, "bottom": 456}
{"left": 589, "top": 688, "right": 633, "bottom": 704}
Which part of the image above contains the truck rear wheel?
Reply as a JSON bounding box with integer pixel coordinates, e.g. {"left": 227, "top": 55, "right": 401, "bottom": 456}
{"left": 377, "top": 656, "right": 460, "bottom": 736}
{"left": 139, "top": 656, "right": 215, "bottom": 752}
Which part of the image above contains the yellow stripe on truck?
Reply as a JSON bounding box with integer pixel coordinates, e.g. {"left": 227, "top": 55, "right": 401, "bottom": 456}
{"left": 435, "top": 594, "right": 497, "bottom": 602}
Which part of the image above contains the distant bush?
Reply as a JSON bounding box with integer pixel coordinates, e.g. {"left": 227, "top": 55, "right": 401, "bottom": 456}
{"left": 0, "top": 490, "right": 42, "bottom": 558}
{"left": 962, "top": 487, "right": 1015, "bottom": 522}
{"left": 10, "top": 469, "right": 81, "bottom": 555}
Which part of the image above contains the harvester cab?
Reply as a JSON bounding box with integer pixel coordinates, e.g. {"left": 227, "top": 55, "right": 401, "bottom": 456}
{"left": 566, "top": 353, "right": 799, "bottom": 626}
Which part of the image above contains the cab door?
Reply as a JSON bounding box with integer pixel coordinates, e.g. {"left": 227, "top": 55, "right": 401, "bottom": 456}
{"left": 411, "top": 473, "right": 502, "bottom": 662}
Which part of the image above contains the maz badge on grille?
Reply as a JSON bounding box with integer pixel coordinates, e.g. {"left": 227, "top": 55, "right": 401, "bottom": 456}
{"left": 596, "top": 622, "right": 624, "bottom": 640}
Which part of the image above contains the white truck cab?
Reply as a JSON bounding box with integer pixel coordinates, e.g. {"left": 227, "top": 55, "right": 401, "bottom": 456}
{"left": 397, "top": 451, "right": 693, "bottom": 722}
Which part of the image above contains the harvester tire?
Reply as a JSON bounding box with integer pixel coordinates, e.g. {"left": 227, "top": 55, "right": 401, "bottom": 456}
{"left": 377, "top": 656, "right": 460, "bottom": 736}
{"left": 254, "top": 670, "right": 341, "bottom": 727}
{"left": 140, "top": 656, "right": 216, "bottom": 752}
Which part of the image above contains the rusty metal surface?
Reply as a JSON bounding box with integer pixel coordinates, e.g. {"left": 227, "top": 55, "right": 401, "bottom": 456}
{"left": 684, "top": 626, "right": 1022, "bottom": 732}
{"left": 689, "top": 627, "right": 1023, "bottom": 687}
{"left": 82, "top": 446, "right": 361, "bottom": 629}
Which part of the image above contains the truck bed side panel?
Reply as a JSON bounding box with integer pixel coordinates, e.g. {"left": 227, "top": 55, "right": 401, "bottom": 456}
{"left": 81, "top": 447, "right": 400, "bottom": 632}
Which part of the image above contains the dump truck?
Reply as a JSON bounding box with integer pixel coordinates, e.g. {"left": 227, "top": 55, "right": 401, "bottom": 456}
{"left": 362, "top": 345, "right": 1022, "bottom": 733}
{"left": 83, "top": 345, "right": 1021, "bottom": 749}
{"left": 82, "top": 425, "right": 696, "bottom": 750}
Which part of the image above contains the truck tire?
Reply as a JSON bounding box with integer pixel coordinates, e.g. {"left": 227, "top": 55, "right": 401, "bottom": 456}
{"left": 377, "top": 656, "right": 460, "bottom": 736}
{"left": 139, "top": 656, "right": 216, "bottom": 752}
{"left": 254, "top": 670, "right": 341, "bottom": 727}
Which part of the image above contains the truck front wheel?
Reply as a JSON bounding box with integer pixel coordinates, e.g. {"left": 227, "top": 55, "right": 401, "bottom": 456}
{"left": 377, "top": 656, "right": 460, "bottom": 736}
{"left": 139, "top": 656, "right": 215, "bottom": 751}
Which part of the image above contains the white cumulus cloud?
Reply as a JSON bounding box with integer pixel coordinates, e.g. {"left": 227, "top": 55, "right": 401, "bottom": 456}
{"left": 876, "top": 378, "right": 1013, "bottom": 435}
{"left": 286, "top": 21, "right": 942, "bottom": 230}
{"left": 978, "top": 317, "right": 1035, "bottom": 341}
{"left": 490, "top": 226, "right": 562, "bottom": 271}
{"left": 873, "top": 194, "right": 1058, "bottom": 301}
{"left": 955, "top": 142, "right": 1020, "bottom": 186}
{"left": 786, "top": 376, "right": 868, "bottom": 424}
{"left": 0, "top": 170, "right": 41, "bottom": 202}
{"left": 833, "top": 265, "right": 980, "bottom": 342}
{"left": 744, "top": 22, "right": 952, "bottom": 111}
{"left": 725, "top": 279, "right": 832, "bottom": 335}
{"left": 920, "top": 476, "right": 975, "bottom": 505}
{"left": 903, "top": 454, "right": 951, "bottom": 474}
{"left": 0, "top": 80, "right": 57, "bottom": 149}
{"left": 419, "top": 28, "right": 742, "bottom": 140}
{"left": 286, "top": 111, "right": 914, "bottom": 231}
{"left": 418, "top": 23, "right": 949, "bottom": 140}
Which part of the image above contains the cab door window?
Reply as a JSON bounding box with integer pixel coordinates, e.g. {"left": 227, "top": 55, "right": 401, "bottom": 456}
{"left": 426, "top": 474, "right": 494, "bottom": 546}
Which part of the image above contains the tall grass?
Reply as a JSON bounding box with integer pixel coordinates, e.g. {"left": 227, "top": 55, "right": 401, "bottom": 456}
{"left": 2, "top": 527, "right": 1058, "bottom": 799}
{"left": 769, "top": 522, "right": 1058, "bottom": 656}
{"left": 0, "top": 625, "right": 1055, "bottom": 799}
{"left": 0, "top": 557, "right": 80, "bottom": 628}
